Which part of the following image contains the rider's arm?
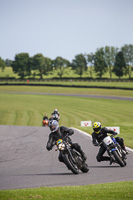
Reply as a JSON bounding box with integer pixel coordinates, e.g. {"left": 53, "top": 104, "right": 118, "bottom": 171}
{"left": 67, "top": 128, "right": 74, "bottom": 136}
{"left": 92, "top": 132, "right": 99, "bottom": 146}
{"left": 66, "top": 127, "right": 74, "bottom": 136}
{"left": 61, "top": 126, "right": 74, "bottom": 136}
{"left": 46, "top": 135, "right": 54, "bottom": 151}
{"left": 104, "top": 127, "right": 118, "bottom": 136}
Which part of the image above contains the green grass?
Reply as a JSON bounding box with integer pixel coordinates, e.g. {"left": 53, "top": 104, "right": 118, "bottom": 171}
{"left": 1, "top": 81, "right": 133, "bottom": 89}
{"left": 0, "top": 181, "right": 133, "bottom": 200}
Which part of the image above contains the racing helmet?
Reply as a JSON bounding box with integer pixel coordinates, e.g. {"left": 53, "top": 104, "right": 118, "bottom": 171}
{"left": 49, "top": 120, "right": 59, "bottom": 132}
{"left": 54, "top": 108, "right": 58, "bottom": 112}
{"left": 93, "top": 122, "right": 101, "bottom": 134}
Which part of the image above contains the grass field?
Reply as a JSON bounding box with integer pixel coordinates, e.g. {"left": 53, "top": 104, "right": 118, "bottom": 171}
{"left": 0, "top": 181, "right": 133, "bottom": 200}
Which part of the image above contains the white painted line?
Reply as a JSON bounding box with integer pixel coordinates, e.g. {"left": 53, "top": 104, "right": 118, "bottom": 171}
{"left": 72, "top": 127, "right": 92, "bottom": 138}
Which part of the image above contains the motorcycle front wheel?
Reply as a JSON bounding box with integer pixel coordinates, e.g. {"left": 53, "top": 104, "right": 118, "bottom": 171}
{"left": 63, "top": 153, "right": 79, "bottom": 174}
{"left": 112, "top": 150, "right": 125, "bottom": 167}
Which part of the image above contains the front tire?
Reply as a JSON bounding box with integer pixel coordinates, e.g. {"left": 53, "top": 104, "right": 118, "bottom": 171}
{"left": 63, "top": 153, "right": 79, "bottom": 174}
{"left": 112, "top": 151, "right": 125, "bottom": 167}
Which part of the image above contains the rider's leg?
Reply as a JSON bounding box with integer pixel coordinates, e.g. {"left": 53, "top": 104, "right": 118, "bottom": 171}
{"left": 97, "top": 145, "right": 110, "bottom": 162}
{"left": 71, "top": 143, "right": 87, "bottom": 161}
{"left": 115, "top": 137, "right": 129, "bottom": 154}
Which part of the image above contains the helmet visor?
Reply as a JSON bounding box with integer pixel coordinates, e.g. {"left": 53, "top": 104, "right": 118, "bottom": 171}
{"left": 94, "top": 127, "right": 101, "bottom": 133}
{"left": 50, "top": 125, "right": 56, "bottom": 131}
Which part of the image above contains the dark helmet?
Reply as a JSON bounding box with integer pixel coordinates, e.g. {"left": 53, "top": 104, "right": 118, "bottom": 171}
{"left": 49, "top": 120, "right": 59, "bottom": 132}
{"left": 93, "top": 122, "right": 101, "bottom": 134}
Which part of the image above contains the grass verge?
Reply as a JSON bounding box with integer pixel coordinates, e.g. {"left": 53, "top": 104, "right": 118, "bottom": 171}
{"left": 0, "top": 181, "right": 133, "bottom": 200}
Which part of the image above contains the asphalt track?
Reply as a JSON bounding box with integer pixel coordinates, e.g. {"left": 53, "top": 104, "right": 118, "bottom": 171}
{"left": 1, "top": 91, "right": 133, "bottom": 101}
{"left": 0, "top": 125, "right": 133, "bottom": 190}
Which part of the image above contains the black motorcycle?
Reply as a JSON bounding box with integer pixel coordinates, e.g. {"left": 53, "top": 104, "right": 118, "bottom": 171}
{"left": 56, "top": 138, "right": 89, "bottom": 174}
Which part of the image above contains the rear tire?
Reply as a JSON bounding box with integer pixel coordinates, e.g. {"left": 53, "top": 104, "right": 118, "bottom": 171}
{"left": 80, "top": 163, "right": 89, "bottom": 173}
{"left": 112, "top": 151, "right": 125, "bottom": 167}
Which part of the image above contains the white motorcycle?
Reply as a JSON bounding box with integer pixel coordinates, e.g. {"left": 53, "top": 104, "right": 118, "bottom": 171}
{"left": 101, "top": 135, "right": 127, "bottom": 167}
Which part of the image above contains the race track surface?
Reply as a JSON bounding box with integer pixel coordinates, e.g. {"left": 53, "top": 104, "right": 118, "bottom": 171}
{"left": 1, "top": 91, "right": 133, "bottom": 101}
{"left": 0, "top": 125, "right": 133, "bottom": 190}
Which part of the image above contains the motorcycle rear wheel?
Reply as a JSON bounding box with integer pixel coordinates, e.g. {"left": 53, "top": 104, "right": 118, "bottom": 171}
{"left": 80, "top": 163, "right": 89, "bottom": 173}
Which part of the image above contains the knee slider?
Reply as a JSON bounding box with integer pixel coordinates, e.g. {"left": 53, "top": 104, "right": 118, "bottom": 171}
{"left": 96, "top": 155, "right": 101, "bottom": 162}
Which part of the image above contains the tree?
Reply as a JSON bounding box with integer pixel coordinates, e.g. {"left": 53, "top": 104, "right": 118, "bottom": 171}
{"left": 11, "top": 53, "right": 30, "bottom": 78}
{"left": 0, "top": 57, "right": 6, "bottom": 72}
{"left": 103, "top": 46, "right": 118, "bottom": 79}
{"left": 5, "top": 59, "right": 12, "bottom": 67}
{"left": 113, "top": 51, "right": 126, "bottom": 79}
{"left": 71, "top": 54, "right": 87, "bottom": 77}
{"left": 121, "top": 44, "right": 133, "bottom": 78}
{"left": 53, "top": 57, "right": 70, "bottom": 78}
{"left": 32, "top": 54, "right": 52, "bottom": 79}
{"left": 86, "top": 53, "right": 94, "bottom": 78}
{"left": 94, "top": 48, "right": 107, "bottom": 78}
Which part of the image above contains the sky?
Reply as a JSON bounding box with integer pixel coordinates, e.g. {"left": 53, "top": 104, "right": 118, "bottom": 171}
{"left": 0, "top": 0, "right": 133, "bottom": 62}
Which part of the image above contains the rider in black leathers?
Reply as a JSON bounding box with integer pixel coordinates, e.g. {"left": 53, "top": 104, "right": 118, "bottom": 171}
{"left": 92, "top": 122, "right": 128, "bottom": 165}
{"left": 46, "top": 120, "right": 87, "bottom": 162}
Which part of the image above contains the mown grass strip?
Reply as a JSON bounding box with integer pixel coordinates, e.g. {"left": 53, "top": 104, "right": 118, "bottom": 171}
{"left": 1, "top": 81, "right": 133, "bottom": 89}
{"left": 0, "top": 181, "right": 133, "bottom": 200}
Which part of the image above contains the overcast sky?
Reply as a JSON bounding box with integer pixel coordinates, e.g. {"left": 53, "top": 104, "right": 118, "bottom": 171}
{"left": 0, "top": 0, "right": 133, "bottom": 62}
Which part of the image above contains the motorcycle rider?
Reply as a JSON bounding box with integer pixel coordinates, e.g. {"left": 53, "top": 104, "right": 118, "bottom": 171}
{"left": 42, "top": 114, "right": 49, "bottom": 126}
{"left": 46, "top": 119, "right": 87, "bottom": 162}
{"left": 50, "top": 109, "right": 60, "bottom": 121}
{"left": 92, "top": 121, "right": 128, "bottom": 165}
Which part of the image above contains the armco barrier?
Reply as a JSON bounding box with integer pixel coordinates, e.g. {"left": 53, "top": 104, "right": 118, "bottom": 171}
{"left": 0, "top": 83, "right": 133, "bottom": 90}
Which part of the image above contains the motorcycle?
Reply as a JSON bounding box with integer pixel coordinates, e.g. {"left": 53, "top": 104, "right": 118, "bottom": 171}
{"left": 50, "top": 113, "right": 60, "bottom": 121}
{"left": 42, "top": 116, "right": 49, "bottom": 127}
{"left": 100, "top": 135, "right": 127, "bottom": 167}
{"left": 56, "top": 137, "right": 89, "bottom": 174}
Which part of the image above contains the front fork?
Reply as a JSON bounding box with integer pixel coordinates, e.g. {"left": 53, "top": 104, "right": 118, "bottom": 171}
{"left": 108, "top": 146, "right": 124, "bottom": 160}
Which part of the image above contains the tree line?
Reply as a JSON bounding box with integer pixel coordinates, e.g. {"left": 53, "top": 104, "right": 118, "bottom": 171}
{"left": 0, "top": 44, "right": 133, "bottom": 79}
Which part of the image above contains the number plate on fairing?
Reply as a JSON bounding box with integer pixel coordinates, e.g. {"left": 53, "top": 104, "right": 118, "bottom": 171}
{"left": 103, "top": 136, "right": 113, "bottom": 145}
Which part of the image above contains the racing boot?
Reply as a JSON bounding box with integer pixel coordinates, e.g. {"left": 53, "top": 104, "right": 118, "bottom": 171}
{"left": 122, "top": 146, "right": 129, "bottom": 155}
{"left": 81, "top": 152, "right": 87, "bottom": 162}
{"left": 77, "top": 147, "right": 87, "bottom": 161}
{"left": 110, "top": 157, "right": 115, "bottom": 165}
